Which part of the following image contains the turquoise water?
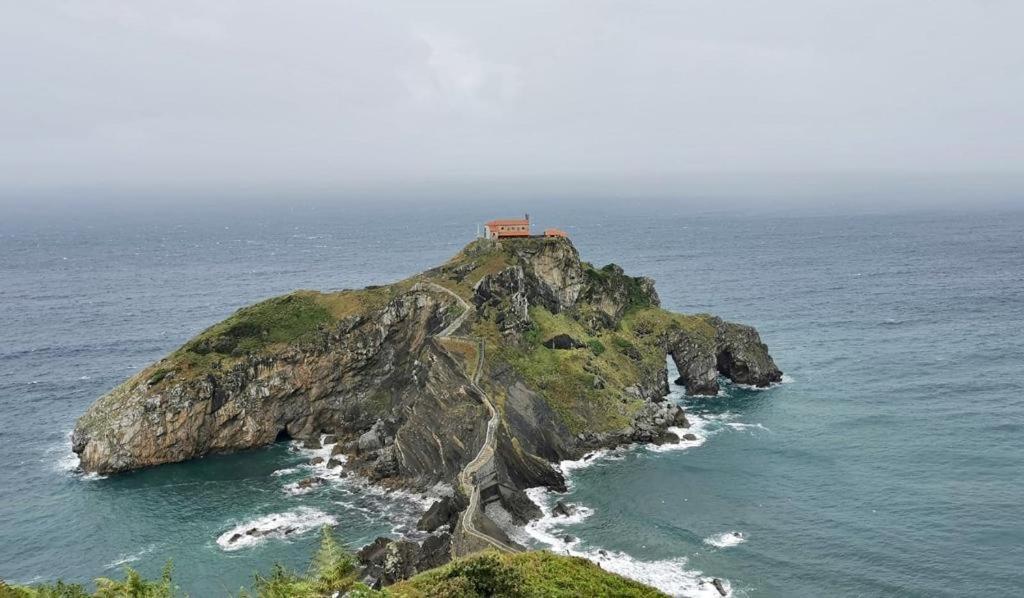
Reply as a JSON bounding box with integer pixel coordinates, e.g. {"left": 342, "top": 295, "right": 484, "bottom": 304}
{"left": 1, "top": 204, "right": 1022, "bottom": 596}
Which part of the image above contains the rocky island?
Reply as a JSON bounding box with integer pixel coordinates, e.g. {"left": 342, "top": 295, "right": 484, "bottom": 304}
{"left": 71, "top": 236, "right": 780, "bottom": 587}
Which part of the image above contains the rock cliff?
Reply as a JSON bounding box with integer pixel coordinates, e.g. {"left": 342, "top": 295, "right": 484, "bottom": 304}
{"left": 72, "top": 236, "right": 781, "bottom": 577}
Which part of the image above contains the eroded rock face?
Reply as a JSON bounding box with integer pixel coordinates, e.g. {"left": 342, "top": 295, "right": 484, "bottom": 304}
{"left": 473, "top": 265, "right": 531, "bottom": 339}
{"left": 357, "top": 534, "right": 453, "bottom": 586}
{"left": 668, "top": 316, "right": 782, "bottom": 395}
{"left": 72, "top": 290, "right": 490, "bottom": 480}
{"left": 73, "top": 237, "right": 780, "bottom": 499}
{"left": 509, "top": 238, "right": 587, "bottom": 312}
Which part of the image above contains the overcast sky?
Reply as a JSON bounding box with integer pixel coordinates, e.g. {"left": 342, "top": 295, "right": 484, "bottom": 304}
{"left": 2, "top": 1, "right": 1022, "bottom": 206}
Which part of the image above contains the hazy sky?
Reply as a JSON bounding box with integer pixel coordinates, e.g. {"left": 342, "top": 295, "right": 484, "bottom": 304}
{"left": 3, "top": 1, "right": 1023, "bottom": 205}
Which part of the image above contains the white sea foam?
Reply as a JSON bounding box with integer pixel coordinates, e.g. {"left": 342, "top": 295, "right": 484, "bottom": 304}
{"left": 725, "top": 422, "right": 771, "bottom": 433}
{"left": 704, "top": 531, "right": 747, "bottom": 549}
{"left": 733, "top": 373, "right": 793, "bottom": 391}
{"left": 283, "top": 479, "right": 324, "bottom": 496}
{"left": 216, "top": 507, "right": 337, "bottom": 551}
{"left": 647, "top": 411, "right": 718, "bottom": 453}
{"left": 276, "top": 435, "right": 434, "bottom": 537}
{"left": 51, "top": 437, "right": 108, "bottom": 480}
{"left": 523, "top": 487, "right": 732, "bottom": 597}
{"left": 55, "top": 451, "right": 80, "bottom": 473}
{"left": 105, "top": 544, "right": 157, "bottom": 569}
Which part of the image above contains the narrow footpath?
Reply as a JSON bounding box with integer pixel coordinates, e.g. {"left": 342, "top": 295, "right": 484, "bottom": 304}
{"left": 416, "top": 282, "right": 520, "bottom": 553}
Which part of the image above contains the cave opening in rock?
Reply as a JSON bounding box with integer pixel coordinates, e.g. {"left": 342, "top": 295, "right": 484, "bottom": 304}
{"left": 716, "top": 349, "right": 749, "bottom": 383}
{"left": 275, "top": 428, "right": 292, "bottom": 443}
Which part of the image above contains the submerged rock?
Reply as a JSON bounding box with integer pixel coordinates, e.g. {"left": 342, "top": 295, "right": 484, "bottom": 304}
{"left": 552, "top": 500, "right": 577, "bottom": 518}
{"left": 295, "top": 476, "right": 325, "bottom": 490}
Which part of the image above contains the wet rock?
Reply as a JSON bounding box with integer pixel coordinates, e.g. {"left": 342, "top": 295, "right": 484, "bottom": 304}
{"left": 327, "top": 457, "right": 345, "bottom": 469}
{"left": 296, "top": 476, "right": 325, "bottom": 490}
{"left": 552, "top": 500, "right": 576, "bottom": 517}
{"left": 669, "top": 405, "right": 690, "bottom": 427}
{"left": 653, "top": 431, "right": 680, "bottom": 445}
{"left": 682, "top": 433, "right": 698, "bottom": 441}
{"left": 303, "top": 437, "right": 322, "bottom": 449}
{"left": 416, "top": 495, "right": 463, "bottom": 533}
{"left": 310, "top": 456, "right": 325, "bottom": 466}
{"left": 712, "top": 578, "right": 728, "bottom": 596}
{"left": 321, "top": 434, "right": 337, "bottom": 445}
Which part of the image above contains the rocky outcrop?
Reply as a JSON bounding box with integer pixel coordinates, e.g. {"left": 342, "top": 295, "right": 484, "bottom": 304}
{"left": 668, "top": 316, "right": 782, "bottom": 395}
{"left": 71, "top": 234, "right": 783, "bottom": 587}
{"left": 472, "top": 265, "right": 532, "bottom": 340}
{"left": 72, "top": 289, "right": 490, "bottom": 480}
{"left": 417, "top": 493, "right": 467, "bottom": 533}
{"left": 357, "top": 534, "right": 453, "bottom": 586}
{"left": 73, "top": 236, "right": 781, "bottom": 579}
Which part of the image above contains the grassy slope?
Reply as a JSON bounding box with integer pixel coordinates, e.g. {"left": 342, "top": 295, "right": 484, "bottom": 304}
{"left": 141, "top": 284, "right": 412, "bottom": 386}
{"left": 388, "top": 551, "right": 667, "bottom": 598}
{"left": 2, "top": 541, "right": 666, "bottom": 598}
{"left": 423, "top": 238, "right": 721, "bottom": 436}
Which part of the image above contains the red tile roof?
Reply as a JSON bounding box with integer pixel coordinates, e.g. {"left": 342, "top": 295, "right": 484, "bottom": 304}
{"left": 486, "top": 219, "right": 529, "bottom": 227}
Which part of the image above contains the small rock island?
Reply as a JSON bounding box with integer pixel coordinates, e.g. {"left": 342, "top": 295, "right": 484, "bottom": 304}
{"left": 72, "top": 232, "right": 780, "bottom": 583}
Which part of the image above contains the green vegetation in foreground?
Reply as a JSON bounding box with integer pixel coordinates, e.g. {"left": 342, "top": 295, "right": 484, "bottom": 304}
{"left": 1, "top": 528, "right": 361, "bottom": 598}
{"left": 387, "top": 550, "right": 666, "bottom": 598}
{"left": 1, "top": 532, "right": 664, "bottom": 598}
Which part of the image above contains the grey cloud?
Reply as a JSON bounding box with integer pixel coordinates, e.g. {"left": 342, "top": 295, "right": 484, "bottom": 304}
{"left": 2, "top": 1, "right": 1022, "bottom": 204}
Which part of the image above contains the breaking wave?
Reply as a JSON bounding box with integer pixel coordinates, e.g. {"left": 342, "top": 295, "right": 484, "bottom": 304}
{"left": 105, "top": 544, "right": 158, "bottom": 569}
{"left": 216, "top": 507, "right": 337, "bottom": 551}
{"left": 522, "top": 488, "right": 732, "bottom": 597}
{"left": 704, "top": 531, "right": 747, "bottom": 549}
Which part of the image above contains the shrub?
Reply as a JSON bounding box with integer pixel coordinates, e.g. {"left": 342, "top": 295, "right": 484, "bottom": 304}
{"left": 612, "top": 336, "right": 642, "bottom": 361}
{"left": 587, "top": 339, "right": 606, "bottom": 356}
{"left": 441, "top": 553, "right": 524, "bottom": 597}
{"left": 93, "top": 562, "right": 175, "bottom": 598}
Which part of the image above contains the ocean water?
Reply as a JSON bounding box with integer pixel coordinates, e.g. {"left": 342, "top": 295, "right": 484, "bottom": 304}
{"left": 1, "top": 203, "right": 1022, "bottom": 597}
